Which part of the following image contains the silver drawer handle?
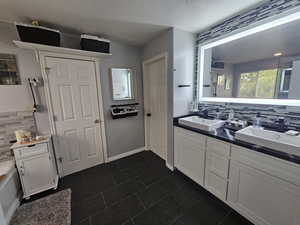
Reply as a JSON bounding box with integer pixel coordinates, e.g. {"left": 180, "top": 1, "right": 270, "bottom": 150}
{"left": 27, "top": 144, "right": 36, "bottom": 147}
{"left": 20, "top": 166, "right": 25, "bottom": 176}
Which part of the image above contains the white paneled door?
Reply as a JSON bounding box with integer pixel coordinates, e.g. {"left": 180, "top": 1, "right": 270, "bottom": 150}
{"left": 143, "top": 54, "right": 167, "bottom": 160}
{"left": 45, "top": 56, "right": 104, "bottom": 176}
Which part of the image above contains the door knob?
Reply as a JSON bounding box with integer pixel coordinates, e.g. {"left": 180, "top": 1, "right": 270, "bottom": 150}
{"left": 146, "top": 113, "right": 151, "bottom": 117}
{"left": 94, "top": 119, "right": 100, "bottom": 123}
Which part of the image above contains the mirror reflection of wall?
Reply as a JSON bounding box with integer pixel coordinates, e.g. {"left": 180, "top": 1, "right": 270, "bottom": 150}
{"left": 0, "top": 54, "right": 21, "bottom": 85}
{"left": 111, "top": 68, "right": 135, "bottom": 101}
{"left": 202, "top": 17, "right": 300, "bottom": 100}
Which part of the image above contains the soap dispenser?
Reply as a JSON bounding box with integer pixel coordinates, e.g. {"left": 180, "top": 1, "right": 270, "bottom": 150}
{"left": 253, "top": 112, "right": 262, "bottom": 128}
{"left": 216, "top": 108, "right": 222, "bottom": 119}
{"left": 228, "top": 110, "right": 234, "bottom": 121}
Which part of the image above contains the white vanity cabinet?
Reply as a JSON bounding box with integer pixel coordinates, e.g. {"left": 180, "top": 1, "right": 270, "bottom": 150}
{"left": 174, "top": 126, "right": 300, "bottom": 225}
{"left": 228, "top": 145, "right": 300, "bottom": 225}
{"left": 174, "top": 127, "right": 206, "bottom": 185}
{"left": 11, "top": 138, "right": 58, "bottom": 199}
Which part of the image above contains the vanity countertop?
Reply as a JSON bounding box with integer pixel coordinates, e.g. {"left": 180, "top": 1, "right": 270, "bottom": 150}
{"left": 174, "top": 115, "right": 300, "bottom": 165}
{"left": 10, "top": 136, "right": 51, "bottom": 150}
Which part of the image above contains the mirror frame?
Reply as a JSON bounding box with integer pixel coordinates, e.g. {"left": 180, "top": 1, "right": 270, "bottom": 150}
{"left": 109, "top": 67, "right": 136, "bottom": 101}
{"left": 197, "top": 9, "right": 300, "bottom": 106}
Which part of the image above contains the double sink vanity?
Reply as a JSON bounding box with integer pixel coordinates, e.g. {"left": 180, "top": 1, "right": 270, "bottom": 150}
{"left": 174, "top": 115, "right": 300, "bottom": 225}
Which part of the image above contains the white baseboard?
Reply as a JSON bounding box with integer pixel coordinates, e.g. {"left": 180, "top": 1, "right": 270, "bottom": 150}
{"left": 166, "top": 162, "right": 175, "bottom": 171}
{"left": 108, "top": 147, "right": 145, "bottom": 162}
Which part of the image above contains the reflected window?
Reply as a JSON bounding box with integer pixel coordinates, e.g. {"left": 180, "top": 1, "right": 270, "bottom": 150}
{"left": 280, "top": 68, "right": 292, "bottom": 92}
{"left": 217, "top": 74, "right": 225, "bottom": 86}
{"left": 238, "top": 69, "right": 277, "bottom": 98}
{"left": 0, "top": 54, "right": 20, "bottom": 85}
{"left": 225, "top": 78, "right": 231, "bottom": 90}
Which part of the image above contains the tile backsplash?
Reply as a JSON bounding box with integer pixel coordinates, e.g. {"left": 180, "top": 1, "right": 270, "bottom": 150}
{"left": 0, "top": 111, "right": 36, "bottom": 154}
{"left": 198, "top": 102, "right": 300, "bottom": 131}
{"left": 196, "top": 0, "right": 300, "bottom": 44}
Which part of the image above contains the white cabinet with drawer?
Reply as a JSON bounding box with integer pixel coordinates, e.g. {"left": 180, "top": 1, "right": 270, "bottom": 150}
{"left": 11, "top": 137, "right": 58, "bottom": 199}
{"left": 174, "top": 127, "right": 206, "bottom": 185}
{"left": 228, "top": 145, "right": 300, "bottom": 225}
{"left": 174, "top": 125, "right": 300, "bottom": 225}
{"left": 205, "top": 138, "right": 231, "bottom": 200}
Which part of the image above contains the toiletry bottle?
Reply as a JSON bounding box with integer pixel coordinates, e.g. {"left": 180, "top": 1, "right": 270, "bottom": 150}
{"left": 253, "top": 112, "right": 261, "bottom": 128}
{"left": 228, "top": 110, "right": 234, "bottom": 121}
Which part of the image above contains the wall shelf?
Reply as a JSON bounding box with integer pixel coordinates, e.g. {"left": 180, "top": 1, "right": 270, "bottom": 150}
{"left": 13, "top": 40, "right": 112, "bottom": 58}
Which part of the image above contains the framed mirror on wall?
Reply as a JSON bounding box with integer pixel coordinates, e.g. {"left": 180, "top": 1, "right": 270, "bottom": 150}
{"left": 0, "top": 54, "right": 21, "bottom": 85}
{"left": 198, "top": 11, "right": 300, "bottom": 106}
{"left": 110, "top": 68, "right": 136, "bottom": 101}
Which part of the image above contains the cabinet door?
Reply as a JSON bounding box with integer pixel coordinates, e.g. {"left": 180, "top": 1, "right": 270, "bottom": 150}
{"left": 205, "top": 138, "right": 230, "bottom": 201}
{"left": 206, "top": 151, "right": 229, "bottom": 179}
{"left": 174, "top": 127, "right": 206, "bottom": 185}
{"left": 205, "top": 153, "right": 228, "bottom": 201}
{"left": 205, "top": 169, "right": 227, "bottom": 201}
{"left": 20, "top": 153, "right": 55, "bottom": 196}
{"left": 228, "top": 161, "right": 300, "bottom": 225}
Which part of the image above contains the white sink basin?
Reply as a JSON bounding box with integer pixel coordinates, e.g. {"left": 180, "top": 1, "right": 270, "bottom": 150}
{"left": 235, "top": 126, "right": 300, "bottom": 157}
{"left": 179, "top": 116, "right": 225, "bottom": 132}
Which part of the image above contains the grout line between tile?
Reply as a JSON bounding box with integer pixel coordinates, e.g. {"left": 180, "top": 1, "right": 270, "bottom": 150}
{"left": 134, "top": 193, "right": 146, "bottom": 210}
{"left": 217, "top": 209, "right": 232, "bottom": 225}
{"left": 100, "top": 192, "right": 107, "bottom": 209}
{"left": 130, "top": 218, "right": 136, "bottom": 225}
{"left": 130, "top": 190, "right": 175, "bottom": 222}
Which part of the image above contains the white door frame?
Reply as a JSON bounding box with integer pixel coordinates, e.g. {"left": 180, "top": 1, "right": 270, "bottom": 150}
{"left": 39, "top": 51, "right": 108, "bottom": 176}
{"left": 142, "top": 52, "right": 168, "bottom": 160}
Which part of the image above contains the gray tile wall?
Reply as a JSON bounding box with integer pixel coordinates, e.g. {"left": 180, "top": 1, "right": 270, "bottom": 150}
{"left": 196, "top": 0, "right": 300, "bottom": 44}
{"left": 198, "top": 102, "right": 300, "bottom": 130}
{"left": 0, "top": 111, "right": 36, "bottom": 154}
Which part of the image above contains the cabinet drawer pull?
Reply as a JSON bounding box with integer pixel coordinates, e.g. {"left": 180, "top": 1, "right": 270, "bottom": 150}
{"left": 20, "top": 165, "right": 25, "bottom": 176}
{"left": 27, "top": 144, "right": 36, "bottom": 147}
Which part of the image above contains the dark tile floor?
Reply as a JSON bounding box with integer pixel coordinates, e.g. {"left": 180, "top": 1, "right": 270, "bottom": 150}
{"left": 26, "top": 151, "right": 254, "bottom": 225}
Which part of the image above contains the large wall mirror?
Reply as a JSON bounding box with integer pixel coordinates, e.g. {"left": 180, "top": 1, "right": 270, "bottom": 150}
{"left": 199, "top": 12, "right": 300, "bottom": 106}
{"left": 110, "top": 68, "right": 135, "bottom": 101}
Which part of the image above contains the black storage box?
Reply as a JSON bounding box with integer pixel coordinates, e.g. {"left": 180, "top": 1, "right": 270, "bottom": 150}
{"left": 80, "top": 35, "right": 110, "bottom": 53}
{"left": 15, "top": 23, "right": 60, "bottom": 46}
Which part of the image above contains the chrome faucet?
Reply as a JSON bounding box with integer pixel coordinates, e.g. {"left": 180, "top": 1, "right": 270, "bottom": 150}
{"left": 199, "top": 108, "right": 209, "bottom": 118}
{"left": 275, "top": 117, "right": 288, "bottom": 131}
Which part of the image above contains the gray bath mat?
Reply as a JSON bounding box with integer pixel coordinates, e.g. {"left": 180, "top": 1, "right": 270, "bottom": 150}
{"left": 10, "top": 189, "right": 71, "bottom": 225}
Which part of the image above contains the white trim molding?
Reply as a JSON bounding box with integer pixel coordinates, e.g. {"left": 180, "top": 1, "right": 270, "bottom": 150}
{"left": 107, "top": 147, "right": 145, "bottom": 162}
{"left": 166, "top": 163, "right": 175, "bottom": 171}
{"left": 13, "top": 40, "right": 111, "bottom": 58}
{"left": 38, "top": 51, "right": 108, "bottom": 176}
{"left": 142, "top": 52, "right": 169, "bottom": 161}
{"left": 198, "top": 9, "right": 300, "bottom": 106}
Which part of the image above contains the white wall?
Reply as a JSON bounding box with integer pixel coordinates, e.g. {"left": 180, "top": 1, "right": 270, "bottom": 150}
{"left": 289, "top": 59, "right": 300, "bottom": 99}
{"left": 142, "top": 28, "right": 174, "bottom": 167}
{"left": 173, "top": 28, "right": 195, "bottom": 117}
{"left": 142, "top": 28, "right": 195, "bottom": 167}
{"left": 202, "top": 48, "right": 212, "bottom": 97}
{"left": 0, "top": 21, "right": 144, "bottom": 158}
{"left": 99, "top": 42, "right": 144, "bottom": 158}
